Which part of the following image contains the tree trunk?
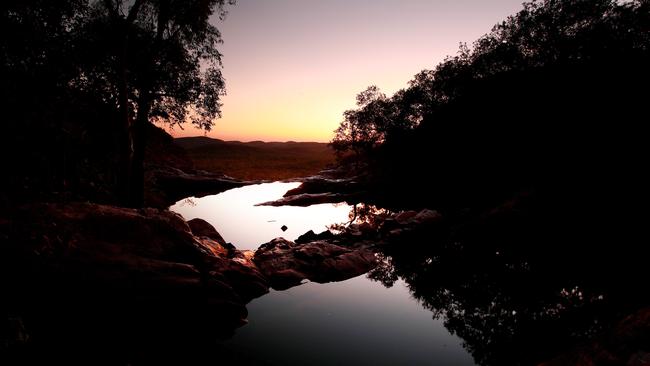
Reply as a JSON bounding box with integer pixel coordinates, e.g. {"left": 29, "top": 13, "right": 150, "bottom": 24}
{"left": 117, "top": 47, "right": 133, "bottom": 207}
{"left": 130, "top": 92, "right": 151, "bottom": 208}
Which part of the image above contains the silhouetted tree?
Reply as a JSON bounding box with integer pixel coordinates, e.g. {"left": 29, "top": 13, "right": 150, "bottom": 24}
{"left": 75, "top": 0, "right": 234, "bottom": 206}
{"left": 331, "top": 0, "right": 650, "bottom": 210}
{"left": 1, "top": 0, "right": 91, "bottom": 204}
{"left": 1, "top": 0, "right": 234, "bottom": 207}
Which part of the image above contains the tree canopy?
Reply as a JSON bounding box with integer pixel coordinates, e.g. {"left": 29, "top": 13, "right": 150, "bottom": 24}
{"left": 1, "top": 0, "right": 235, "bottom": 206}
{"left": 331, "top": 0, "right": 650, "bottom": 210}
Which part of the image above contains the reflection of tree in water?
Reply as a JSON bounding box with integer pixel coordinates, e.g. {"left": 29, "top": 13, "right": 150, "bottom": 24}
{"left": 329, "top": 203, "right": 391, "bottom": 232}
{"left": 364, "top": 198, "right": 648, "bottom": 366}
{"left": 348, "top": 204, "right": 391, "bottom": 225}
{"left": 179, "top": 197, "right": 197, "bottom": 207}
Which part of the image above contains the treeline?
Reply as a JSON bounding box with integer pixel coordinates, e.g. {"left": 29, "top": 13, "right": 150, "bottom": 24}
{"left": 332, "top": 0, "right": 649, "bottom": 211}
{"left": 0, "top": 0, "right": 233, "bottom": 208}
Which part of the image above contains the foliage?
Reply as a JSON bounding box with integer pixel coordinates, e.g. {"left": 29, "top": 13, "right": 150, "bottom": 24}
{"left": 0, "top": 0, "right": 235, "bottom": 207}
{"left": 332, "top": 0, "right": 649, "bottom": 155}
{"left": 331, "top": 0, "right": 650, "bottom": 210}
{"left": 76, "top": 0, "right": 234, "bottom": 130}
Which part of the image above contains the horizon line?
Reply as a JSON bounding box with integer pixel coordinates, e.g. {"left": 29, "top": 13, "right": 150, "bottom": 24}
{"left": 174, "top": 134, "right": 331, "bottom": 144}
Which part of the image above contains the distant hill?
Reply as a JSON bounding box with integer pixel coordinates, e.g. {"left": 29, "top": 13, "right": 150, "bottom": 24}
{"left": 174, "top": 136, "right": 335, "bottom": 180}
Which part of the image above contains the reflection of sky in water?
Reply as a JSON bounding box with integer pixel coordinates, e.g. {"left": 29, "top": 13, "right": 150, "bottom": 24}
{"left": 223, "top": 275, "right": 476, "bottom": 366}
{"left": 170, "top": 182, "right": 352, "bottom": 250}
{"left": 171, "top": 183, "right": 475, "bottom": 365}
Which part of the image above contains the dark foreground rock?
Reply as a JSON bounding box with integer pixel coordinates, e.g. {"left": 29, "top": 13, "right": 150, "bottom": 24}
{"left": 0, "top": 197, "right": 448, "bottom": 364}
{"left": 253, "top": 238, "right": 378, "bottom": 290}
{"left": 539, "top": 307, "right": 650, "bottom": 366}
{"left": 0, "top": 202, "right": 268, "bottom": 364}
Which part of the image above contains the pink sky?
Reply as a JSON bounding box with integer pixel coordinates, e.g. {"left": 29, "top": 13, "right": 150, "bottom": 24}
{"left": 165, "top": 0, "right": 526, "bottom": 142}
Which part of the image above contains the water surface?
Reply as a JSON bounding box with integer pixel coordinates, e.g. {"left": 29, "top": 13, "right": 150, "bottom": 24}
{"left": 223, "top": 276, "right": 475, "bottom": 366}
{"left": 171, "top": 182, "right": 351, "bottom": 250}
{"left": 171, "top": 182, "right": 476, "bottom": 365}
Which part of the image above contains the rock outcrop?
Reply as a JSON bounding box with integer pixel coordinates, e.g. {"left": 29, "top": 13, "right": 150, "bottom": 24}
{"left": 259, "top": 175, "right": 366, "bottom": 206}
{"left": 0, "top": 198, "right": 448, "bottom": 364}
{"left": 145, "top": 166, "right": 252, "bottom": 208}
{"left": 253, "top": 238, "right": 378, "bottom": 290}
{"left": 0, "top": 202, "right": 270, "bottom": 363}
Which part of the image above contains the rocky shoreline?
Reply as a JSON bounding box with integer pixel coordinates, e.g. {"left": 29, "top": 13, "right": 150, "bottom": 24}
{"left": 3, "top": 175, "right": 650, "bottom": 365}
{"left": 0, "top": 192, "right": 441, "bottom": 363}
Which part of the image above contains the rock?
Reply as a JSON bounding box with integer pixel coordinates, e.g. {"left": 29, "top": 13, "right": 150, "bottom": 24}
{"left": 195, "top": 237, "right": 230, "bottom": 257}
{"left": 4, "top": 316, "right": 29, "bottom": 346}
{"left": 296, "top": 230, "right": 318, "bottom": 243}
{"left": 395, "top": 210, "right": 418, "bottom": 224}
{"left": 0, "top": 202, "right": 271, "bottom": 353}
{"left": 257, "top": 192, "right": 351, "bottom": 207}
{"left": 253, "top": 238, "right": 378, "bottom": 290}
{"left": 281, "top": 225, "right": 288, "bottom": 232}
{"left": 392, "top": 209, "right": 441, "bottom": 226}
{"left": 540, "top": 307, "right": 650, "bottom": 366}
{"left": 147, "top": 165, "right": 252, "bottom": 207}
{"left": 295, "top": 229, "right": 335, "bottom": 244}
{"left": 283, "top": 176, "right": 361, "bottom": 196}
{"left": 188, "top": 218, "right": 227, "bottom": 245}
{"left": 413, "top": 209, "right": 442, "bottom": 224}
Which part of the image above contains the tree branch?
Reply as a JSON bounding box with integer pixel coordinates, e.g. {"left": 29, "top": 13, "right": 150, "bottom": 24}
{"left": 126, "top": 0, "right": 144, "bottom": 23}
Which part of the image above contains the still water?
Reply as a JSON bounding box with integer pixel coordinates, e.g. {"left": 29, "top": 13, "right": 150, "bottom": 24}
{"left": 171, "top": 182, "right": 352, "bottom": 250}
{"left": 171, "top": 182, "right": 476, "bottom": 366}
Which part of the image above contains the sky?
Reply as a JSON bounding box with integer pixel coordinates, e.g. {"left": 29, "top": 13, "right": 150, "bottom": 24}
{"left": 166, "top": 0, "right": 526, "bottom": 142}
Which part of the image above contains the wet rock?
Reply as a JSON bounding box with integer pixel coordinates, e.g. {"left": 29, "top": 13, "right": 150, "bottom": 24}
{"left": 281, "top": 225, "right": 288, "bottom": 232}
{"left": 253, "top": 238, "right": 378, "bottom": 290}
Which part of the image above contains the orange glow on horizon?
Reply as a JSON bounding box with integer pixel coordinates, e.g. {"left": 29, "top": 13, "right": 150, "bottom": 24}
{"left": 163, "top": 0, "right": 526, "bottom": 142}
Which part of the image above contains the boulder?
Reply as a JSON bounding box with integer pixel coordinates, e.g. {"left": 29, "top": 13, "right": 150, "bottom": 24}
{"left": 253, "top": 238, "right": 378, "bottom": 290}
{"left": 0, "top": 202, "right": 270, "bottom": 351}
{"left": 188, "top": 218, "right": 227, "bottom": 245}
{"left": 295, "top": 229, "right": 335, "bottom": 244}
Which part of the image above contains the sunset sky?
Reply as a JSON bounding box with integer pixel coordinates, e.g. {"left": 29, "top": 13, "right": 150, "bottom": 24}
{"left": 167, "top": 0, "right": 526, "bottom": 142}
